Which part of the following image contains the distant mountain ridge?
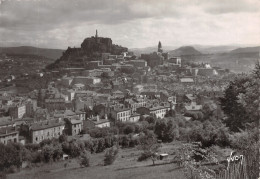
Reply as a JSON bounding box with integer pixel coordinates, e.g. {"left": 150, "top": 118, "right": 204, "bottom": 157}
{"left": 167, "top": 46, "right": 202, "bottom": 56}
{"left": 193, "top": 45, "right": 240, "bottom": 54}
{"left": 0, "top": 46, "right": 64, "bottom": 60}
{"left": 130, "top": 45, "right": 260, "bottom": 55}
{"left": 230, "top": 46, "right": 260, "bottom": 54}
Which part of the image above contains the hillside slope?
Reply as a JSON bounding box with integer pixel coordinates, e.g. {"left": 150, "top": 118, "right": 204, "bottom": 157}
{"left": 168, "top": 46, "right": 202, "bottom": 56}
{"left": 230, "top": 46, "right": 260, "bottom": 54}
{"left": 0, "top": 46, "right": 64, "bottom": 60}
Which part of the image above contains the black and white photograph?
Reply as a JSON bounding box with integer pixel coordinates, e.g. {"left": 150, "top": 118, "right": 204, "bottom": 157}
{"left": 0, "top": 0, "right": 259, "bottom": 178}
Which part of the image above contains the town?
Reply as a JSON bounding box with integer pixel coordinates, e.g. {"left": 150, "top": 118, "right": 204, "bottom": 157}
{"left": 0, "top": 30, "right": 231, "bottom": 145}
{"left": 0, "top": 31, "right": 259, "bottom": 179}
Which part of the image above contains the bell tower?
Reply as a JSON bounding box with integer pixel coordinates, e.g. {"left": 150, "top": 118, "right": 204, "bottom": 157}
{"left": 95, "top": 29, "right": 98, "bottom": 38}
{"left": 158, "top": 41, "right": 163, "bottom": 53}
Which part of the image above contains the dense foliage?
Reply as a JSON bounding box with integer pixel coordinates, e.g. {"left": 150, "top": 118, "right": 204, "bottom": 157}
{"left": 220, "top": 75, "right": 252, "bottom": 131}
{"left": 104, "top": 146, "right": 119, "bottom": 166}
{"left": 138, "top": 131, "right": 161, "bottom": 165}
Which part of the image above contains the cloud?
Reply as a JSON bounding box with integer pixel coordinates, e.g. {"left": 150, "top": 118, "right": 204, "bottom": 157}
{"left": 0, "top": 0, "right": 259, "bottom": 48}
{"left": 202, "top": 0, "right": 260, "bottom": 14}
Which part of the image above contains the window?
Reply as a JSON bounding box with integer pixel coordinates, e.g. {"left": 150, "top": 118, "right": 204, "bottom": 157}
{"left": 35, "top": 137, "right": 38, "bottom": 141}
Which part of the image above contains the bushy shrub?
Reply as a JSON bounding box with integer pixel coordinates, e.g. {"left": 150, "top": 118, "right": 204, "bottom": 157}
{"left": 58, "top": 134, "right": 68, "bottom": 143}
{"left": 229, "top": 129, "right": 258, "bottom": 150}
{"left": 145, "top": 116, "right": 156, "bottom": 124}
{"left": 7, "top": 165, "right": 18, "bottom": 174}
{"left": 42, "top": 145, "right": 54, "bottom": 163}
{"left": 69, "top": 141, "right": 85, "bottom": 157}
{"left": 138, "top": 132, "right": 161, "bottom": 165}
{"left": 31, "top": 151, "right": 44, "bottom": 163}
{"left": 0, "top": 143, "right": 23, "bottom": 170}
{"left": 25, "top": 143, "right": 40, "bottom": 152}
{"left": 62, "top": 140, "right": 85, "bottom": 157}
{"left": 188, "top": 120, "right": 230, "bottom": 148}
{"left": 138, "top": 151, "right": 155, "bottom": 162}
{"left": 104, "top": 147, "right": 118, "bottom": 166}
{"left": 123, "top": 125, "right": 135, "bottom": 135}
{"left": 40, "top": 139, "right": 53, "bottom": 147}
{"left": 79, "top": 152, "right": 91, "bottom": 167}
{"left": 88, "top": 127, "right": 117, "bottom": 138}
{"left": 0, "top": 172, "right": 6, "bottom": 179}
{"left": 154, "top": 118, "right": 178, "bottom": 142}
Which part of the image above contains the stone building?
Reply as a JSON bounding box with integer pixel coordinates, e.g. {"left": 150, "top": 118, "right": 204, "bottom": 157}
{"left": 84, "top": 115, "right": 110, "bottom": 129}
{"left": 64, "top": 118, "right": 83, "bottom": 136}
{"left": 9, "top": 104, "right": 26, "bottom": 119}
{"left": 111, "top": 107, "right": 131, "bottom": 122}
{"left": 0, "top": 126, "right": 19, "bottom": 144}
{"left": 29, "top": 119, "right": 65, "bottom": 144}
{"left": 136, "top": 105, "right": 170, "bottom": 119}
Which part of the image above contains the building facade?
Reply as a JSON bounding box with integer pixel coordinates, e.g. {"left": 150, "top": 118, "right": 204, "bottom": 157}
{"left": 111, "top": 108, "right": 131, "bottom": 122}
{"left": 9, "top": 104, "right": 26, "bottom": 119}
{"left": 0, "top": 126, "right": 19, "bottom": 144}
{"left": 30, "top": 120, "right": 65, "bottom": 144}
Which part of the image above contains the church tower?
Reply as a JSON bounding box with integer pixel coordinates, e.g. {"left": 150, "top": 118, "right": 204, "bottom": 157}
{"left": 95, "top": 29, "right": 98, "bottom": 38}
{"left": 158, "top": 41, "right": 163, "bottom": 53}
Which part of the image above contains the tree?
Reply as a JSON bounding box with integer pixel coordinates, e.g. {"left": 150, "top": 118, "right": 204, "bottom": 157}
{"left": 0, "top": 143, "right": 24, "bottom": 170}
{"left": 79, "top": 151, "right": 91, "bottom": 167}
{"left": 104, "top": 146, "right": 118, "bottom": 166}
{"left": 42, "top": 145, "right": 54, "bottom": 163}
{"left": 220, "top": 75, "right": 251, "bottom": 131}
{"left": 165, "top": 109, "right": 176, "bottom": 117}
{"left": 145, "top": 116, "right": 156, "bottom": 124}
{"left": 236, "top": 62, "right": 260, "bottom": 178}
{"left": 123, "top": 125, "right": 135, "bottom": 135}
{"left": 59, "top": 134, "right": 68, "bottom": 143}
{"left": 138, "top": 132, "right": 161, "bottom": 165}
{"left": 237, "top": 62, "right": 260, "bottom": 126}
{"left": 154, "top": 118, "right": 178, "bottom": 142}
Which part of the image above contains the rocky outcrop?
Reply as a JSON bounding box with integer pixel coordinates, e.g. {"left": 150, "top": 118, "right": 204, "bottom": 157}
{"left": 46, "top": 33, "right": 128, "bottom": 69}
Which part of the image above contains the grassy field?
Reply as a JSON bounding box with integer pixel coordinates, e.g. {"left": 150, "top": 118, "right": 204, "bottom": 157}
{"left": 7, "top": 143, "right": 186, "bottom": 179}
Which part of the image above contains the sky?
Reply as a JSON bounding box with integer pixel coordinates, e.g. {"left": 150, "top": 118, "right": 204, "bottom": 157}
{"left": 0, "top": 0, "right": 260, "bottom": 49}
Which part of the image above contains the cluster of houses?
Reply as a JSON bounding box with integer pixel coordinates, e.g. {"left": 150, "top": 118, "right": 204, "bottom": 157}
{"left": 0, "top": 38, "right": 229, "bottom": 146}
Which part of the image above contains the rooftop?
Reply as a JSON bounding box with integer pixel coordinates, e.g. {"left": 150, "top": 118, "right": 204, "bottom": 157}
{"left": 150, "top": 105, "right": 170, "bottom": 111}
{"left": 0, "top": 126, "right": 18, "bottom": 136}
{"left": 113, "top": 107, "right": 131, "bottom": 112}
{"left": 70, "top": 119, "right": 83, "bottom": 124}
{"left": 180, "top": 78, "right": 194, "bottom": 83}
{"left": 30, "top": 119, "right": 65, "bottom": 131}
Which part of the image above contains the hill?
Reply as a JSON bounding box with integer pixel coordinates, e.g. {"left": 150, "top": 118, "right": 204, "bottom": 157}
{"left": 0, "top": 46, "right": 64, "bottom": 60}
{"left": 167, "top": 46, "right": 202, "bottom": 56}
{"left": 193, "top": 45, "right": 239, "bottom": 54}
{"left": 230, "top": 46, "right": 260, "bottom": 54}
{"left": 47, "top": 34, "right": 128, "bottom": 69}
